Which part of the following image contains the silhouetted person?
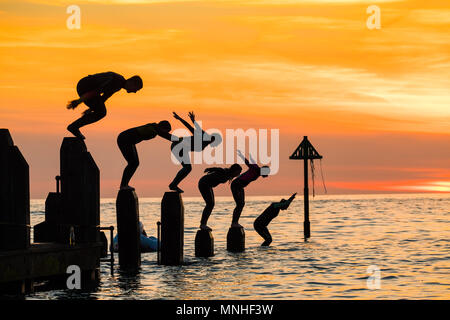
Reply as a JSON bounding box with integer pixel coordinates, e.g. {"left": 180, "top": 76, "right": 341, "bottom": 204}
{"left": 230, "top": 150, "right": 270, "bottom": 228}
{"left": 198, "top": 164, "right": 242, "bottom": 231}
{"left": 169, "top": 111, "right": 222, "bottom": 193}
{"left": 118, "top": 121, "right": 172, "bottom": 190}
{"left": 67, "top": 71, "right": 143, "bottom": 139}
{"left": 254, "top": 193, "right": 296, "bottom": 246}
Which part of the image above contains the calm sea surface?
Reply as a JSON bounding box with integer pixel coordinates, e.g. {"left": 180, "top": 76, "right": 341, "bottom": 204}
{"left": 26, "top": 193, "right": 449, "bottom": 300}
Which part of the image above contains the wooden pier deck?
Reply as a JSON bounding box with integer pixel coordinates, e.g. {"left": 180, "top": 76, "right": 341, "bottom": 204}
{"left": 0, "top": 242, "right": 103, "bottom": 294}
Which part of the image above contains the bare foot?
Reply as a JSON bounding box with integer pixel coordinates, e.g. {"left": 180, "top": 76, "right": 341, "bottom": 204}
{"left": 231, "top": 223, "right": 243, "bottom": 229}
{"left": 200, "top": 224, "right": 212, "bottom": 231}
{"left": 67, "top": 124, "right": 85, "bottom": 140}
{"left": 261, "top": 240, "right": 272, "bottom": 246}
{"left": 120, "top": 185, "right": 135, "bottom": 191}
{"left": 169, "top": 184, "right": 184, "bottom": 193}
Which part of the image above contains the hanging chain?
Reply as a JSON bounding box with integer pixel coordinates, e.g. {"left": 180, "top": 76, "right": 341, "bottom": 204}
{"left": 319, "top": 158, "right": 327, "bottom": 194}
{"left": 310, "top": 158, "right": 316, "bottom": 197}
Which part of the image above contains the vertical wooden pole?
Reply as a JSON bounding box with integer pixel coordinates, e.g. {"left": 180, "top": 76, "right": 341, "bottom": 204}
{"left": 116, "top": 189, "right": 141, "bottom": 271}
{"left": 195, "top": 229, "right": 214, "bottom": 257}
{"left": 60, "top": 137, "right": 100, "bottom": 243}
{"left": 157, "top": 221, "right": 161, "bottom": 265}
{"left": 227, "top": 226, "right": 245, "bottom": 252}
{"left": 0, "top": 129, "right": 30, "bottom": 250}
{"left": 303, "top": 136, "right": 310, "bottom": 240}
{"left": 161, "top": 192, "right": 184, "bottom": 265}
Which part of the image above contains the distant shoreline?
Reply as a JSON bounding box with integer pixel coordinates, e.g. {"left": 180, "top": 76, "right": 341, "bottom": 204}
{"left": 29, "top": 192, "right": 450, "bottom": 202}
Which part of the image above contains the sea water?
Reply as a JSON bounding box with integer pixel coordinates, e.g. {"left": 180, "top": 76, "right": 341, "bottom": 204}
{"left": 26, "top": 193, "right": 449, "bottom": 299}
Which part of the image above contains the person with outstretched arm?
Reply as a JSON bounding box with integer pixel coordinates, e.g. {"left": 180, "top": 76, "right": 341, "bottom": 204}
{"left": 254, "top": 193, "right": 297, "bottom": 246}
{"left": 169, "top": 111, "right": 222, "bottom": 193}
{"left": 198, "top": 164, "right": 243, "bottom": 231}
{"left": 117, "top": 120, "right": 172, "bottom": 190}
{"left": 67, "top": 71, "right": 143, "bottom": 139}
{"left": 230, "top": 150, "right": 270, "bottom": 228}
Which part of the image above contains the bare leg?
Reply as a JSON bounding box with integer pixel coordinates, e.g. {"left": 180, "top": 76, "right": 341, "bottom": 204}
{"left": 67, "top": 106, "right": 107, "bottom": 139}
{"left": 169, "top": 163, "right": 192, "bottom": 193}
{"left": 231, "top": 184, "right": 245, "bottom": 226}
{"left": 199, "top": 182, "right": 215, "bottom": 229}
{"left": 254, "top": 220, "right": 272, "bottom": 246}
{"left": 118, "top": 136, "right": 139, "bottom": 189}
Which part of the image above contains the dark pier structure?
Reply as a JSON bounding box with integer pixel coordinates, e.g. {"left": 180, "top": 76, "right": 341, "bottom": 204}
{"left": 0, "top": 130, "right": 103, "bottom": 294}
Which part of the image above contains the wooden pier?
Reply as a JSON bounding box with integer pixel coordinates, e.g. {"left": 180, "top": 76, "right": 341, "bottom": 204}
{"left": 0, "top": 242, "right": 102, "bottom": 294}
{"left": 0, "top": 129, "right": 103, "bottom": 294}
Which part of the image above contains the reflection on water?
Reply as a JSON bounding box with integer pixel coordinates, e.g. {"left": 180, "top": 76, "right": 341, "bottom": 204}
{"left": 28, "top": 193, "right": 450, "bottom": 299}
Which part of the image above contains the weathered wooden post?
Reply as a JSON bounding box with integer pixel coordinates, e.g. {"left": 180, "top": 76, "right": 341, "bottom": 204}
{"left": 116, "top": 189, "right": 141, "bottom": 270}
{"left": 160, "top": 192, "right": 184, "bottom": 265}
{"left": 0, "top": 129, "right": 30, "bottom": 250}
{"left": 289, "top": 136, "right": 323, "bottom": 241}
{"left": 34, "top": 177, "right": 62, "bottom": 242}
{"left": 195, "top": 229, "right": 214, "bottom": 257}
{"left": 59, "top": 137, "right": 100, "bottom": 244}
{"left": 227, "top": 226, "right": 245, "bottom": 252}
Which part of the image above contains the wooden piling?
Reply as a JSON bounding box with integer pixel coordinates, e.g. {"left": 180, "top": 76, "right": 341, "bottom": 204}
{"left": 195, "top": 229, "right": 214, "bottom": 258}
{"left": 34, "top": 191, "right": 62, "bottom": 242}
{"left": 59, "top": 137, "right": 100, "bottom": 244}
{"left": 160, "top": 192, "right": 184, "bottom": 265}
{"left": 227, "top": 226, "right": 245, "bottom": 252}
{"left": 0, "top": 129, "right": 30, "bottom": 251}
{"left": 116, "top": 189, "right": 141, "bottom": 270}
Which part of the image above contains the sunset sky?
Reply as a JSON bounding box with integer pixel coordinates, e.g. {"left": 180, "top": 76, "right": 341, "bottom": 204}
{"left": 0, "top": 0, "right": 449, "bottom": 198}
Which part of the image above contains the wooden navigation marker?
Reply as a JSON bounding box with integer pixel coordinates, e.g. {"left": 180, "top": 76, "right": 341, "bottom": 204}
{"left": 289, "top": 136, "right": 323, "bottom": 241}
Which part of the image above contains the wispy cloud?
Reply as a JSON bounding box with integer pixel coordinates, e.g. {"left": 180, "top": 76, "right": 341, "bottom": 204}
{"left": 1, "top": 0, "right": 449, "bottom": 196}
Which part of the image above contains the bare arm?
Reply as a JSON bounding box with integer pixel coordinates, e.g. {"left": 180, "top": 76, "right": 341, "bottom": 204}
{"left": 100, "top": 90, "right": 115, "bottom": 103}
{"left": 288, "top": 193, "right": 297, "bottom": 203}
{"left": 188, "top": 111, "right": 205, "bottom": 134}
{"left": 273, "top": 193, "right": 297, "bottom": 209}
{"left": 237, "top": 150, "right": 250, "bottom": 166}
{"left": 67, "top": 90, "right": 98, "bottom": 109}
{"left": 173, "top": 112, "right": 195, "bottom": 134}
{"left": 248, "top": 153, "right": 256, "bottom": 164}
{"left": 97, "top": 76, "right": 117, "bottom": 102}
{"left": 158, "top": 131, "right": 177, "bottom": 142}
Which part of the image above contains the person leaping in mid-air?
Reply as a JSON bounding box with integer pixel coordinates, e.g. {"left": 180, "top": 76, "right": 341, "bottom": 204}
{"left": 66, "top": 71, "right": 143, "bottom": 139}
{"left": 169, "top": 111, "right": 222, "bottom": 193}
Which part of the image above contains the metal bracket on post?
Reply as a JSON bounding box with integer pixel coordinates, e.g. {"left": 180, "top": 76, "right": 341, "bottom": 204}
{"left": 55, "top": 176, "right": 61, "bottom": 194}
